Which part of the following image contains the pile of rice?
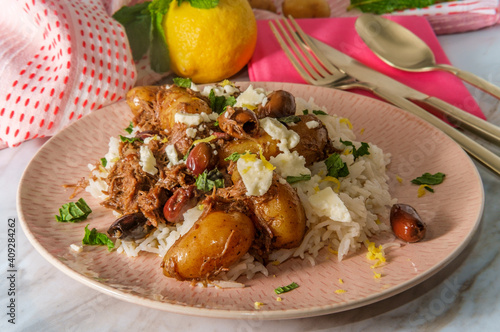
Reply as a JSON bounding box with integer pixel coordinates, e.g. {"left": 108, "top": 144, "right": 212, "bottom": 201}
{"left": 86, "top": 83, "right": 396, "bottom": 285}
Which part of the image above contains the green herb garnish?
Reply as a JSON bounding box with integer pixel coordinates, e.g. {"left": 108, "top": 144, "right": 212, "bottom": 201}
{"left": 312, "top": 110, "right": 327, "bottom": 116}
{"left": 302, "top": 109, "right": 309, "bottom": 115}
{"left": 209, "top": 89, "right": 236, "bottom": 114}
{"left": 82, "top": 225, "right": 115, "bottom": 251}
{"left": 224, "top": 152, "right": 242, "bottom": 162}
{"left": 55, "top": 198, "right": 92, "bottom": 223}
{"left": 274, "top": 282, "right": 299, "bottom": 294}
{"left": 325, "top": 153, "right": 349, "bottom": 178}
{"left": 348, "top": 0, "right": 449, "bottom": 15}
{"left": 173, "top": 77, "right": 192, "bottom": 88}
{"left": 124, "top": 122, "right": 134, "bottom": 134}
{"left": 286, "top": 174, "right": 311, "bottom": 184}
{"left": 112, "top": 1, "right": 219, "bottom": 73}
{"left": 340, "top": 139, "right": 370, "bottom": 160}
{"left": 278, "top": 115, "right": 301, "bottom": 124}
{"left": 119, "top": 135, "right": 143, "bottom": 144}
{"left": 195, "top": 168, "right": 225, "bottom": 191}
{"left": 100, "top": 158, "right": 107, "bottom": 167}
{"left": 411, "top": 172, "right": 446, "bottom": 186}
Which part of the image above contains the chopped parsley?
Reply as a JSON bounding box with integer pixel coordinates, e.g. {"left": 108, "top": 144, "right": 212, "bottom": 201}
{"left": 119, "top": 135, "right": 143, "bottom": 144}
{"left": 195, "top": 169, "right": 225, "bottom": 191}
{"left": 274, "top": 282, "right": 299, "bottom": 294}
{"left": 224, "top": 152, "right": 242, "bottom": 162}
{"left": 411, "top": 172, "right": 445, "bottom": 192}
{"left": 278, "top": 115, "right": 301, "bottom": 124}
{"left": 325, "top": 153, "right": 349, "bottom": 178}
{"left": 124, "top": 122, "right": 134, "bottom": 134}
{"left": 55, "top": 198, "right": 92, "bottom": 223}
{"left": 82, "top": 225, "right": 115, "bottom": 251}
{"left": 208, "top": 89, "right": 236, "bottom": 114}
{"left": 100, "top": 158, "right": 107, "bottom": 167}
{"left": 286, "top": 174, "right": 311, "bottom": 184}
{"left": 340, "top": 139, "right": 370, "bottom": 160}
{"left": 173, "top": 77, "right": 192, "bottom": 88}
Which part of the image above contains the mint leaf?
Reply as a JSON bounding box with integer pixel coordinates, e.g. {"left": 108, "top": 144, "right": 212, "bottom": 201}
{"left": 173, "top": 77, "right": 193, "bottom": 88}
{"left": 278, "top": 115, "right": 301, "bottom": 124}
{"left": 224, "top": 152, "right": 242, "bottom": 162}
{"left": 195, "top": 169, "right": 225, "bottom": 191}
{"left": 325, "top": 153, "right": 349, "bottom": 178}
{"left": 82, "top": 225, "right": 115, "bottom": 251}
{"left": 113, "top": 2, "right": 152, "bottom": 62}
{"left": 312, "top": 110, "right": 327, "bottom": 115}
{"left": 286, "top": 174, "right": 311, "bottom": 184}
{"left": 124, "top": 122, "right": 134, "bottom": 134}
{"left": 177, "top": 0, "right": 219, "bottom": 8}
{"left": 208, "top": 90, "right": 236, "bottom": 114}
{"left": 55, "top": 198, "right": 92, "bottom": 223}
{"left": 302, "top": 109, "right": 309, "bottom": 115}
{"left": 119, "top": 135, "right": 143, "bottom": 144}
{"left": 411, "top": 172, "right": 446, "bottom": 186}
{"left": 148, "top": 0, "right": 171, "bottom": 73}
{"left": 100, "top": 158, "right": 107, "bottom": 167}
{"left": 348, "top": 0, "right": 447, "bottom": 15}
{"left": 340, "top": 139, "right": 370, "bottom": 160}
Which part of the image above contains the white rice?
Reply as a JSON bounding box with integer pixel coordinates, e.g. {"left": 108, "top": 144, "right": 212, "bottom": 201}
{"left": 86, "top": 87, "right": 396, "bottom": 286}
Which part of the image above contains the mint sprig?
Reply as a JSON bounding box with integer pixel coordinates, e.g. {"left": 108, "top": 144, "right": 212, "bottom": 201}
{"left": 55, "top": 198, "right": 92, "bottom": 223}
{"left": 112, "top": 0, "right": 219, "bottom": 73}
{"left": 348, "top": 0, "right": 449, "bottom": 15}
{"left": 82, "top": 225, "right": 115, "bottom": 251}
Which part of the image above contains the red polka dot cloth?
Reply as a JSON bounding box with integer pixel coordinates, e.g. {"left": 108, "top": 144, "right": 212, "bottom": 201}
{"left": 0, "top": 0, "right": 137, "bottom": 149}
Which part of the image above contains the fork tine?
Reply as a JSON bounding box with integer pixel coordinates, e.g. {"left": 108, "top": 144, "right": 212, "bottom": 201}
{"left": 287, "top": 16, "right": 343, "bottom": 75}
{"left": 270, "top": 20, "right": 325, "bottom": 84}
{"left": 280, "top": 19, "right": 334, "bottom": 79}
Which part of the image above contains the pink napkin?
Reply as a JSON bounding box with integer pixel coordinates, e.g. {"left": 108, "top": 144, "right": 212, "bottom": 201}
{"left": 248, "top": 16, "right": 486, "bottom": 120}
{"left": 0, "top": 0, "right": 137, "bottom": 149}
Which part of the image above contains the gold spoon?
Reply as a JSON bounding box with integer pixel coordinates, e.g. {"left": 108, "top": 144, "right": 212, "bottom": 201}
{"left": 355, "top": 13, "right": 500, "bottom": 99}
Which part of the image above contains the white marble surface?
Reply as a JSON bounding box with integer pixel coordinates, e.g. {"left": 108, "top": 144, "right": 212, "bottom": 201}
{"left": 2, "top": 23, "right": 500, "bottom": 332}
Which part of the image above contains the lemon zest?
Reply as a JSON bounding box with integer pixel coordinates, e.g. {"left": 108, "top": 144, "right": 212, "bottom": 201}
{"left": 276, "top": 297, "right": 282, "bottom": 302}
{"left": 220, "top": 79, "right": 234, "bottom": 87}
{"left": 373, "top": 271, "right": 382, "bottom": 279}
{"left": 360, "top": 128, "right": 365, "bottom": 135}
{"left": 242, "top": 103, "right": 257, "bottom": 111}
{"left": 335, "top": 289, "right": 346, "bottom": 294}
{"left": 314, "top": 186, "right": 320, "bottom": 193}
{"left": 259, "top": 148, "right": 276, "bottom": 171}
{"left": 241, "top": 152, "right": 257, "bottom": 162}
{"left": 193, "top": 135, "right": 217, "bottom": 145}
{"left": 321, "top": 176, "right": 341, "bottom": 193}
{"left": 396, "top": 175, "right": 403, "bottom": 184}
{"left": 271, "top": 261, "right": 281, "bottom": 266}
{"left": 254, "top": 302, "right": 264, "bottom": 309}
{"left": 339, "top": 118, "right": 353, "bottom": 130}
{"left": 418, "top": 184, "right": 432, "bottom": 197}
{"left": 365, "top": 240, "right": 386, "bottom": 268}
{"left": 339, "top": 278, "right": 344, "bottom": 284}
{"left": 327, "top": 245, "right": 338, "bottom": 255}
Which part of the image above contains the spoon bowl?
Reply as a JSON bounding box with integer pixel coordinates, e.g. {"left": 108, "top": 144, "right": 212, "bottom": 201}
{"left": 355, "top": 14, "right": 500, "bottom": 99}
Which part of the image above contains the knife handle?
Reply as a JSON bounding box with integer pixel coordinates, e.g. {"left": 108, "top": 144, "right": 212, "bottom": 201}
{"left": 421, "top": 96, "right": 500, "bottom": 146}
{"left": 436, "top": 63, "right": 500, "bottom": 100}
{"left": 371, "top": 88, "right": 500, "bottom": 176}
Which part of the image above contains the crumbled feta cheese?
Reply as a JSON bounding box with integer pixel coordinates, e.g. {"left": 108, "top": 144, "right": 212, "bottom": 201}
{"left": 235, "top": 85, "right": 268, "bottom": 108}
{"left": 306, "top": 120, "right": 320, "bottom": 129}
{"left": 260, "top": 117, "right": 300, "bottom": 152}
{"left": 185, "top": 127, "right": 197, "bottom": 138}
{"left": 174, "top": 112, "right": 217, "bottom": 126}
{"left": 165, "top": 144, "right": 182, "bottom": 166}
{"left": 70, "top": 243, "right": 83, "bottom": 253}
{"left": 139, "top": 145, "right": 158, "bottom": 175}
{"left": 270, "top": 151, "right": 310, "bottom": 178}
{"left": 104, "top": 137, "right": 120, "bottom": 170}
{"left": 308, "top": 187, "right": 352, "bottom": 222}
{"left": 237, "top": 154, "right": 273, "bottom": 196}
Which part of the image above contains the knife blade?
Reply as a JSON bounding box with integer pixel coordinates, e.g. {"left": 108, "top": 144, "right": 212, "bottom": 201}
{"left": 310, "top": 37, "right": 500, "bottom": 146}
{"left": 301, "top": 37, "right": 500, "bottom": 175}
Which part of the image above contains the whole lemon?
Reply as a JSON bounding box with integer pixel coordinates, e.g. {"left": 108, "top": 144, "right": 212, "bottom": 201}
{"left": 164, "top": 0, "right": 257, "bottom": 84}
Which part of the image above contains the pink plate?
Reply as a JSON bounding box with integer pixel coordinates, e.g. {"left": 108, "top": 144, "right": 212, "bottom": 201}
{"left": 17, "top": 82, "right": 484, "bottom": 319}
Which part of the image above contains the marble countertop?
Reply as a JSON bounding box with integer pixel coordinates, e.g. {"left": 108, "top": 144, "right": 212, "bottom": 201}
{"left": 2, "top": 23, "right": 500, "bottom": 332}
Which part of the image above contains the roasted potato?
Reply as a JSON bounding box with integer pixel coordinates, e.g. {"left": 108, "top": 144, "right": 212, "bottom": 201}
{"left": 127, "top": 85, "right": 211, "bottom": 132}
{"left": 251, "top": 177, "right": 306, "bottom": 249}
{"left": 282, "top": 0, "right": 331, "bottom": 18}
{"left": 248, "top": 0, "right": 277, "bottom": 12}
{"left": 162, "top": 210, "right": 255, "bottom": 280}
{"left": 289, "top": 114, "right": 330, "bottom": 165}
{"left": 218, "top": 128, "right": 281, "bottom": 168}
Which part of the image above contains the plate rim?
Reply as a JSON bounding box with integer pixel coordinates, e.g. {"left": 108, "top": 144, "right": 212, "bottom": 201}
{"left": 17, "top": 81, "right": 485, "bottom": 319}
